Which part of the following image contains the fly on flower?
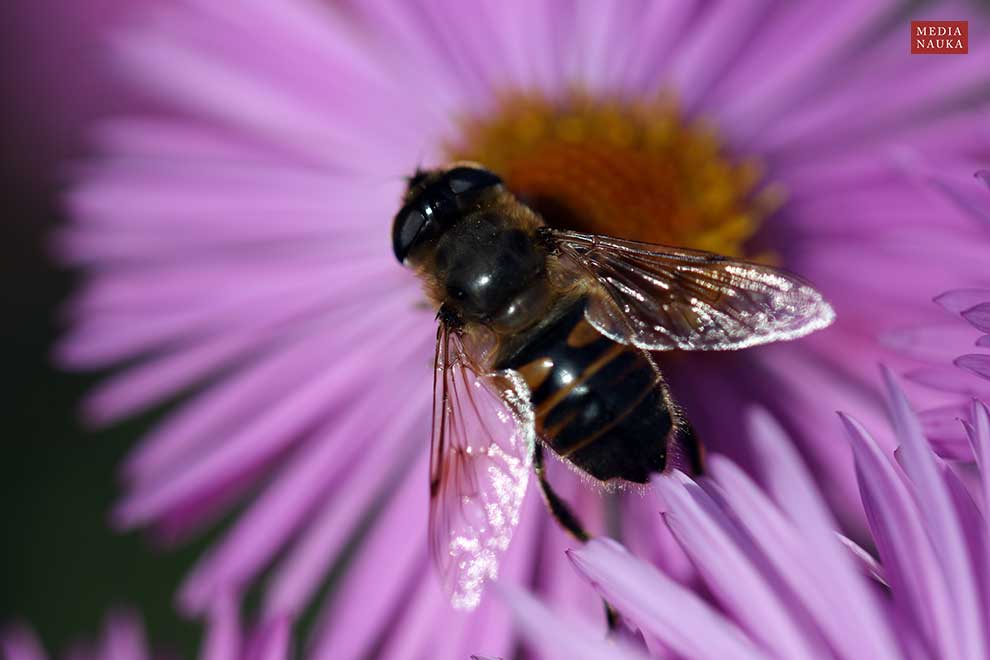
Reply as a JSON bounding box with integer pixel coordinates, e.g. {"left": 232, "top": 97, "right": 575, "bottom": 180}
{"left": 392, "top": 163, "right": 836, "bottom": 610}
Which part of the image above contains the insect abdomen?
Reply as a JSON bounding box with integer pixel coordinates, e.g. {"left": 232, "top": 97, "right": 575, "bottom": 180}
{"left": 495, "top": 297, "right": 672, "bottom": 483}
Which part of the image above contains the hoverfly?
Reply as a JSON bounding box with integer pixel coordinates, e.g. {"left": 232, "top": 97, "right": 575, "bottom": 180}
{"left": 391, "top": 164, "right": 834, "bottom": 610}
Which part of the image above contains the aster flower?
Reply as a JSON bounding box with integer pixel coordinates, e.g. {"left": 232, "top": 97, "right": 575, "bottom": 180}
{"left": 59, "top": 1, "right": 990, "bottom": 656}
{"left": 514, "top": 370, "right": 988, "bottom": 659}
{"left": 1, "top": 599, "right": 291, "bottom": 660}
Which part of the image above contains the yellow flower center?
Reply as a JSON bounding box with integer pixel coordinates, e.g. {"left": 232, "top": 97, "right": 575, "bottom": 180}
{"left": 446, "top": 94, "right": 782, "bottom": 259}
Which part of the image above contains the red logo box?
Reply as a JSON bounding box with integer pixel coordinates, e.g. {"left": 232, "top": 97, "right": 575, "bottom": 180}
{"left": 911, "top": 21, "right": 968, "bottom": 54}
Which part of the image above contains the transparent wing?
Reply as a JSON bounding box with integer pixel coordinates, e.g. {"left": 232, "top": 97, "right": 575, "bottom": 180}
{"left": 429, "top": 321, "right": 535, "bottom": 610}
{"left": 552, "top": 229, "right": 835, "bottom": 351}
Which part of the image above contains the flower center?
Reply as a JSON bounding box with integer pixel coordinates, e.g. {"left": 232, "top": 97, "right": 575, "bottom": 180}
{"left": 446, "top": 94, "right": 780, "bottom": 258}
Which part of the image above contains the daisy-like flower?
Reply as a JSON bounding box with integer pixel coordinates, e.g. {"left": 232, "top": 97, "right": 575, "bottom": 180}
{"left": 59, "top": 1, "right": 990, "bottom": 656}
{"left": 517, "top": 371, "right": 989, "bottom": 660}
{"left": 1, "top": 599, "right": 291, "bottom": 660}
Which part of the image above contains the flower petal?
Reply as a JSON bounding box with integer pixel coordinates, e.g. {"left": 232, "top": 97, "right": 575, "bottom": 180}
{"left": 656, "top": 472, "right": 821, "bottom": 660}
{"left": 919, "top": 404, "right": 974, "bottom": 460}
{"left": 307, "top": 450, "right": 430, "bottom": 660}
{"left": 179, "top": 368, "right": 426, "bottom": 613}
{"left": 880, "top": 323, "right": 980, "bottom": 361}
{"left": 244, "top": 616, "right": 291, "bottom": 660}
{"left": 710, "top": 442, "right": 898, "bottom": 660}
{"left": 202, "top": 592, "right": 242, "bottom": 660}
{"left": 905, "top": 364, "right": 990, "bottom": 396}
{"left": 98, "top": 610, "right": 150, "bottom": 660}
{"left": 0, "top": 624, "right": 47, "bottom": 660}
{"left": 261, "top": 391, "right": 429, "bottom": 617}
{"left": 883, "top": 367, "right": 985, "bottom": 659}
{"left": 568, "top": 538, "right": 764, "bottom": 660}
{"left": 967, "top": 400, "right": 990, "bottom": 636}
{"left": 957, "top": 354, "right": 990, "bottom": 382}
{"left": 962, "top": 304, "right": 990, "bottom": 333}
{"left": 935, "top": 289, "right": 990, "bottom": 315}
{"left": 840, "top": 411, "right": 951, "bottom": 657}
{"left": 495, "top": 583, "right": 649, "bottom": 660}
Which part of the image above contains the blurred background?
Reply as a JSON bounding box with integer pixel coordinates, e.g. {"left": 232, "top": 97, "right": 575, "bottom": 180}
{"left": 0, "top": 2, "right": 201, "bottom": 655}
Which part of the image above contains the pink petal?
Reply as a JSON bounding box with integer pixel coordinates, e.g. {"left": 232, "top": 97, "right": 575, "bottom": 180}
{"left": 957, "top": 354, "right": 990, "bottom": 381}
{"left": 840, "top": 413, "right": 959, "bottom": 658}
{"left": 495, "top": 583, "right": 649, "bottom": 660}
{"left": 657, "top": 472, "right": 821, "bottom": 659}
{"left": 203, "top": 592, "right": 242, "bottom": 660}
{"left": 115, "top": 314, "right": 426, "bottom": 528}
{"left": 179, "top": 367, "right": 426, "bottom": 612}
{"left": 261, "top": 397, "right": 429, "bottom": 617}
{"left": 920, "top": 405, "right": 974, "bottom": 460}
{"left": 98, "top": 610, "right": 149, "bottom": 660}
{"left": 880, "top": 324, "right": 980, "bottom": 361}
{"left": 882, "top": 368, "right": 985, "bottom": 659}
{"left": 307, "top": 450, "right": 430, "bottom": 660}
{"left": 966, "top": 400, "right": 990, "bottom": 636}
{"left": 667, "top": 1, "right": 771, "bottom": 112}
{"left": 709, "top": 450, "right": 898, "bottom": 660}
{"left": 1, "top": 623, "right": 48, "bottom": 660}
{"left": 936, "top": 289, "right": 990, "bottom": 315}
{"left": 568, "top": 538, "right": 762, "bottom": 660}
{"left": 244, "top": 617, "right": 291, "bottom": 660}
{"left": 962, "top": 304, "right": 990, "bottom": 333}
{"left": 905, "top": 365, "right": 990, "bottom": 396}
{"left": 120, "top": 298, "right": 422, "bottom": 482}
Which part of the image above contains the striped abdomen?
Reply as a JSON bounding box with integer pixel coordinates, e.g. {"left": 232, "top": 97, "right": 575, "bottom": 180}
{"left": 495, "top": 296, "right": 675, "bottom": 483}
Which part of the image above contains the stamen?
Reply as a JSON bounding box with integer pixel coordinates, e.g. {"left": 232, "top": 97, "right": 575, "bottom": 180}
{"left": 446, "top": 94, "right": 779, "bottom": 259}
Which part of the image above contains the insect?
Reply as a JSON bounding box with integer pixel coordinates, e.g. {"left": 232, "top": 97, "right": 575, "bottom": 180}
{"left": 391, "top": 163, "right": 835, "bottom": 610}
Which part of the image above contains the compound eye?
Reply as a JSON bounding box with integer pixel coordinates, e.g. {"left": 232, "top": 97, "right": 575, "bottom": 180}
{"left": 445, "top": 167, "right": 502, "bottom": 195}
{"left": 392, "top": 207, "right": 429, "bottom": 263}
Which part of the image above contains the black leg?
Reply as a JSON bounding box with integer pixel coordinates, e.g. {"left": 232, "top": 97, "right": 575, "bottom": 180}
{"left": 533, "top": 443, "right": 589, "bottom": 543}
{"left": 533, "top": 444, "right": 620, "bottom": 632}
{"left": 681, "top": 422, "right": 707, "bottom": 475}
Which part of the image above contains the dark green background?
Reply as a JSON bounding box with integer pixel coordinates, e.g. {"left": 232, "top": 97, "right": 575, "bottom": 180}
{"left": 0, "top": 186, "right": 204, "bottom": 656}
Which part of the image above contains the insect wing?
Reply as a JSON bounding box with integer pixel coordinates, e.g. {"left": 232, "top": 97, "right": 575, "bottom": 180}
{"left": 429, "top": 323, "right": 535, "bottom": 610}
{"left": 552, "top": 230, "right": 834, "bottom": 351}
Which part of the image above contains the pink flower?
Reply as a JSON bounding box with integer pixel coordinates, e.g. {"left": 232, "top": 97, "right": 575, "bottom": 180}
{"left": 527, "top": 371, "right": 989, "bottom": 659}
{"left": 57, "top": 1, "right": 990, "bottom": 656}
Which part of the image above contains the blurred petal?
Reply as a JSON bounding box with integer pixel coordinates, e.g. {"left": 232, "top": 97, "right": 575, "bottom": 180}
{"left": 496, "top": 584, "right": 649, "bottom": 660}
{"left": 962, "top": 303, "right": 990, "bottom": 333}
{"left": 936, "top": 289, "right": 990, "bottom": 315}
{"left": 99, "top": 610, "right": 150, "bottom": 660}
{"left": 0, "top": 624, "right": 47, "bottom": 660}
{"left": 957, "top": 354, "right": 990, "bottom": 381}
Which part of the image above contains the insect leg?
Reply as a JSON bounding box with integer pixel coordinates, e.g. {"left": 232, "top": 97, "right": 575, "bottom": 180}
{"left": 533, "top": 443, "right": 589, "bottom": 542}
{"left": 533, "top": 443, "right": 620, "bottom": 633}
{"left": 681, "top": 422, "right": 707, "bottom": 475}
